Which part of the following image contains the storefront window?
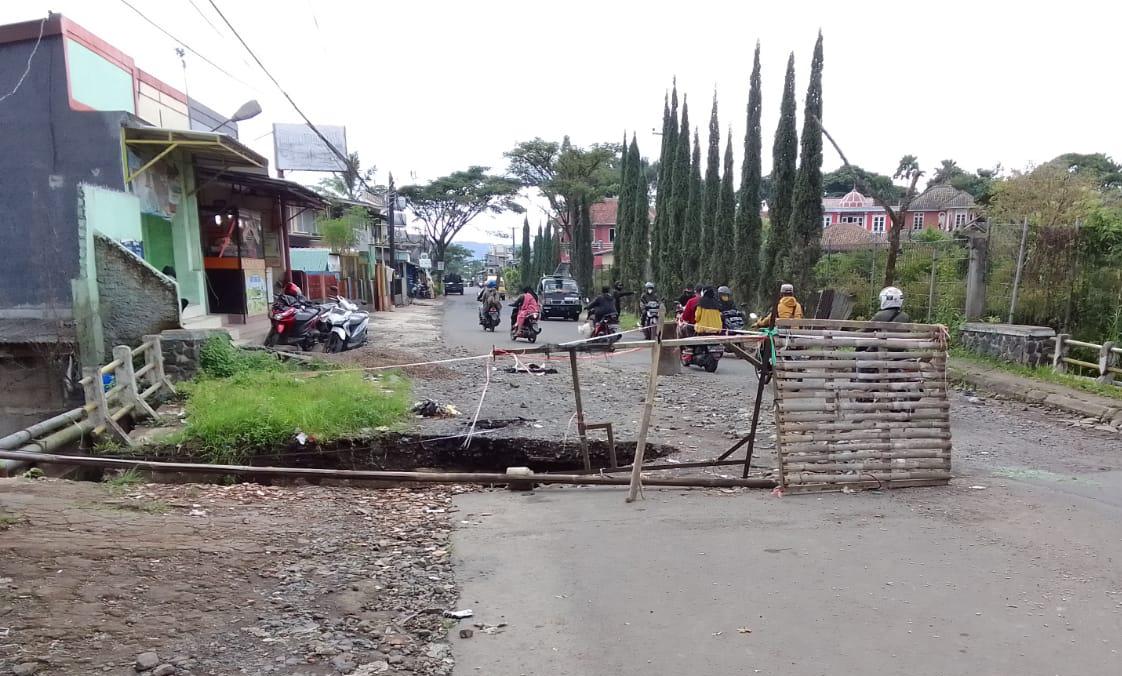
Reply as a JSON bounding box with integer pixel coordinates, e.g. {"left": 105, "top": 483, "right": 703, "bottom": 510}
{"left": 238, "top": 210, "right": 263, "bottom": 259}
{"left": 202, "top": 208, "right": 264, "bottom": 259}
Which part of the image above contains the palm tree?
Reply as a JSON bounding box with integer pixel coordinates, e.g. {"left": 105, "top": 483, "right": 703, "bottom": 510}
{"left": 317, "top": 152, "right": 378, "bottom": 200}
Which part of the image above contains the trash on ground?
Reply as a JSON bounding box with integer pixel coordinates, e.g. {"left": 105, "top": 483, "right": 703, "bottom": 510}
{"left": 473, "top": 622, "right": 508, "bottom": 635}
{"left": 412, "top": 399, "right": 461, "bottom": 417}
{"left": 444, "top": 608, "right": 473, "bottom": 619}
{"left": 459, "top": 629, "right": 474, "bottom": 639}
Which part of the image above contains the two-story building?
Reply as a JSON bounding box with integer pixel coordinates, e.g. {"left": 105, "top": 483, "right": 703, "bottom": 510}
{"left": 0, "top": 13, "right": 325, "bottom": 433}
{"left": 821, "top": 184, "right": 978, "bottom": 238}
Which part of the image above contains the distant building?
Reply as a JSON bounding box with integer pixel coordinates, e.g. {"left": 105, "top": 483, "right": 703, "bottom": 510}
{"left": 822, "top": 184, "right": 978, "bottom": 238}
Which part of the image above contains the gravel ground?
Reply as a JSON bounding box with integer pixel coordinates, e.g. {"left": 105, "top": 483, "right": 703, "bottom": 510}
{"left": 0, "top": 480, "right": 468, "bottom": 676}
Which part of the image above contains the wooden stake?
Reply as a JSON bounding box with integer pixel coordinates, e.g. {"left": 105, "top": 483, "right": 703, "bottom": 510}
{"left": 569, "top": 350, "right": 591, "bottom": 472}
{"left": 626, "top": 310, "right": 663, "bottom": 503}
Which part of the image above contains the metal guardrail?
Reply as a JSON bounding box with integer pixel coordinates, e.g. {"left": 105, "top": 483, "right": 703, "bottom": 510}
{"left": 1051, "top": 334, "right": 1122, "bottom": 384}
{"left": 0, "top": 335, "right": 177, "bottom": 475}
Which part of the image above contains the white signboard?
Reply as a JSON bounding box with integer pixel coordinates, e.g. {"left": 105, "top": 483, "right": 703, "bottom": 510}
{"left": 418, "top": 255, "right": 432, "bottom": 270}
{"left": 273, "top": 123, "right": 348, "bottom": 172}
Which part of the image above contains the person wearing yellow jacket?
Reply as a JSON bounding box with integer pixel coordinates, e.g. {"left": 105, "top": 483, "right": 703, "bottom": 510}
{"left": 754, "top": 283, "right": 803, "bottom": 327}
{"left": 693, "top": 287, "right": 725, "bottom": 335}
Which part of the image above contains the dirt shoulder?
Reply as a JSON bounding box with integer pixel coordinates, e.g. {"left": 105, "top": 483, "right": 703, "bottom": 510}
{"left": 0, "top": 478, "right": 462, "bottom": 676}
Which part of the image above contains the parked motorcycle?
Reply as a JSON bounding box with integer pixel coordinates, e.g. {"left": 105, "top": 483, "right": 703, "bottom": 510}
{"left": 510, "top": 312, "right": 541, "bottom": 343}
{"left": 265, "top": 294, "right": 328, "bottom": 350}
{"left": 641, "top": 301, "right": 661, "bottom": 340}
{"left": 319, "top": 296, "right": 370, "bottom": 353}
{"left": 479, "top": 305, "right": 501, "bottom": 332}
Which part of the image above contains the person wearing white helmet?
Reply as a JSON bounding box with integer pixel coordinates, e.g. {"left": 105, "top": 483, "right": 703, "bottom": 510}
{"left": 872, "top": 286, "right": 910, "bottom": 323}
{"left": 639, "top": 281, "right": 659, "bottom": 306}
{"left": 753, "top": 282, "right": 804, "bottom": 327}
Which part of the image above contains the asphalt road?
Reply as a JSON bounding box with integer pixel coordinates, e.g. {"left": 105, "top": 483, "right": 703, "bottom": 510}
{"left": 443, "top": 289, "right": 1122, "bottom": 676}
{"left": 442, "top": 286, "right": 757, "bottom": 383}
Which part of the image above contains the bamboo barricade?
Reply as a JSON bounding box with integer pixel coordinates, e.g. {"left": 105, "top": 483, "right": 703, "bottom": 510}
{"left": 771, "top": 318, "right": 952, "bottom": 492}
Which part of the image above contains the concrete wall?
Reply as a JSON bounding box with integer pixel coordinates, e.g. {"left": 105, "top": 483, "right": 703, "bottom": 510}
{"left": 0, "top": 35, "right": 130, "bottom": 320}
{"left": 94, "top": 232, "right": 180, "bottom": 358}
{"left": 959, "top": 322, "right": 1056, "bottom": 367}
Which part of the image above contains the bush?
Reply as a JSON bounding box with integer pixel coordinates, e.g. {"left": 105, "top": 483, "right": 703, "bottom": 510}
{"left": 198, "top": 336, "right": 285, "bottom": 379}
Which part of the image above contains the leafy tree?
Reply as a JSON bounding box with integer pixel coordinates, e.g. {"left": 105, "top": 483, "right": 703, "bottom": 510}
{"left": 949, "top": 167, "right": 1000, "bottom": 203}
{"left": 681, "top": 130, "right": 703, "bottom": 284}
{"left": 316, "top": 206, "right": 367, "bottom": 253}
{"left": 824, "top": 164, "right": 903, "bottom": 200}
{"left": 572, "top": 197, "right": 596, "bottom": 292}
{"left": 701, "top": 92, "right": 722, "bottom": 268}
{"left": 927, "top": 159, "right": 965, "bottom": 188}
{"left": 787, "top": 32, "right": 825, "bottom": 295}
{"left": 988, "top": 163, "right": 1101, "bottom": 226}
{"left": 761, "top": 52, "right": 798, "bottom": 297}
{"left": 531, "top": 224, "right": 545, "bottom": 284}
{"left": 626, "top": 136, "right": 649, "bottom": 289}
{"left": 441, "top": 243, "right": 475, "bottom": 276}
{"left": 664, "top": 98, "right": 691, "bottom": 292}
{"left": 400, "top": 166, "right": 523, "bottom": 262}
{"left": 520, "top": 216, "right": 532, "bottom": 282}
{"left": 710, "top": 133, "right": 738, "bottom": 285}
{"left": 316, "top": 152, "right": 378, "bottom": 201}
{"left": 654, "top": 88, "right": 680, "bottom": 291}
{"left": 735, "top": 42, "right": 764, "bottom": 304}
{"left": 616, "top": 132, "right": 636, "bottom": 289}
{"left": 1047, "top": 152, "right": 1122, "bottom": 190}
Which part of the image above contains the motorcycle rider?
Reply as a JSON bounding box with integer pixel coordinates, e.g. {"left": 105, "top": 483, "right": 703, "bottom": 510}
{"left": 511, "top": 286, "right": 541, "bottom": 333}
{"left": 584, "top": 286, "right": 618, "bottom": 324}
{"left": 477, "top": 279, "right": 502, "bottom": 325}
{"left": 753, "top": 282, "right": 804, "bottom": 327}
{"left": 677, "top": 283, "right": 696, "bottom": 308}
{"left": 716, "top": 285, "right": 735, "bottom": 311}
{"left": 611, "top": 281, "right": 634, "bottom": 315}
{"left": 871, "top": 286, "right": 910, "bottom": 323}
{"left": 678, "top": 285, "right": 703, "bottom": 338}
{"left": 694, "top": 286, "right": 724, "bottom": 335}
{"left": 640, "top": 281, "right": 659, "bottom": 305}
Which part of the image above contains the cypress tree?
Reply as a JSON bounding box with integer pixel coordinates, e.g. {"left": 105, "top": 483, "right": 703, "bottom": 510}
{"left": 626, "top": 136, "right": 648, "bottom": 289}
{"left": 551, "top": 224, "right": 561, "bottom": 272}
{"left": 532, "top": 223, "right": 544, "bottom": 283}
{"left": 701, "top": 91, "right": 721, "bottom": 269}
{"left": 616, "top": 133, "right": 635, "bottom": 288}
{"left": 787, "top": 31, "right": 824, "bottom": 297}
{"left": 664, "top": 98, "right": 690, "bottom": 292}
{"left": 652, "top": 86, "right": 678, "bottom": 287}
{"left": 761, "top": 52, "right": 798, "bottom": 299}
{"left": 735, "top": 41, "right": 764, "bottom": 304}
{"left": 520, "top": 216, "right": 532, "bottom": 287}
{"left": 710, "top": 133, "right": 737, "bottom": 285}
{"left": 681, "top": 130, "right": 703, "bottom": 285}
{"left": 575, "top": 197, "right": 595, "bottom": 293}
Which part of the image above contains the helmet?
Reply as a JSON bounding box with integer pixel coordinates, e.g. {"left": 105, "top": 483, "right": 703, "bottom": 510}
{"left": 284, "top": 282, "right": 302, "bottom": 296}
{"left": 487, "top": 280, "right": 497, "bottom": 288}
{"left": 644, "top": 282, "right": 655, "bottom": 291}
{"left": 613, "top": 281, "right": 624, "bottom": 291}
{"left": 780, "top": 283, "right": 794, "bottom": 295}
{"left": 879, "top": 286, "right": 903, "bottom": 310}
{"left": 717, "top": 285, "right": 732, "bottom": 303}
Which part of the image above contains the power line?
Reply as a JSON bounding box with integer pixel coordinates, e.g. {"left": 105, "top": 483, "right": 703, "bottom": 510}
{"left": 117, "top": 0, "right": 258, "bottom": 91}
{"left": 184, "top": 0, "right": 261, "bottom": 75}
{"left": 206, "top": 0, "right": 359, "bottom": 181}
{"left": 0, "top": 16, "right": 46, "bottom": 105}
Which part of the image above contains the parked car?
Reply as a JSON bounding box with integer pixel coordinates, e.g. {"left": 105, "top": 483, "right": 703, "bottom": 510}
{"left": 443, "top": 273, "right": 464, "bottom": 295}
{"left": 537, "top": 275, "right": 582, "bottom": 320}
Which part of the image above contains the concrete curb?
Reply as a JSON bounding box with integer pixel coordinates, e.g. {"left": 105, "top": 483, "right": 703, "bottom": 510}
{"left": 948, "top": 363, "right": 1122, "bottom": 427}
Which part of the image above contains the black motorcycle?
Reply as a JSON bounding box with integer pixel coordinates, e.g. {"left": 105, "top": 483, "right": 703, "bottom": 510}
{"left": 479, "top": 305, "right": 501, "bottom": 332}
{"left": 641, "top": 301, "right": 661, "bottom": 340}
{"left": 265, "top": 294, "right": 328, "bottom": 350}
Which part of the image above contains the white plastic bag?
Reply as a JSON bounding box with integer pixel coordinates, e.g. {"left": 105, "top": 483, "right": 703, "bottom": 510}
{"left": 577, "top": 322, "right": 593, "bottom": 338}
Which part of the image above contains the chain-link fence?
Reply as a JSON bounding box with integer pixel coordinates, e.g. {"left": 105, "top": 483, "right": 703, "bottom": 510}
{"left": 983, "top": 222, "right": 1122, "bottom": 342}
{"left": 815, "top": 238, "right": 969, "bottom": 324}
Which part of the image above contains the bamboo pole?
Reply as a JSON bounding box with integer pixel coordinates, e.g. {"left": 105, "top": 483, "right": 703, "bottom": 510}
{"left": 774, "top": 350, "right": 940, "bottom": 360}
{"left": 778, "top": 400, "right": 950, "bottom": 413}
{"left": 784, "top": 338, "right": 943, "bottom": 349}
{"left": 776, "top": 318, "right": 942, "bottom": 332}
{"left": 780, "top": 410, "right": 949, "bottom": 423}
{"left": 784, "top": 459, "right": 949, "bottom": 472}
{"left": 0, "top": 449, "right": 777, "bottom": 489}
{"left": 784, "top": 469, "right": 951, "bottom": 484}
{"left": 782, "top": 449, "right": 950, "bottom": 463}
{"left": 568, "top": 350, "right": 592, "bottom": 472}
{"left": 627, "top": 312, "right": 664, "bottom": 503}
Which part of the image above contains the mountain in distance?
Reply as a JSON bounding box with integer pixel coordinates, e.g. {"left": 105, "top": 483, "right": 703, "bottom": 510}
{"left": 454, "top": 241, "right": 494, "bottom": 260}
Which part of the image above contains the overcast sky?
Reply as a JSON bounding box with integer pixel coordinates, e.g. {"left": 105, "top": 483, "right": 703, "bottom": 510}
{"left": 5, "top": 1, "right": 1120, "bottom": 244}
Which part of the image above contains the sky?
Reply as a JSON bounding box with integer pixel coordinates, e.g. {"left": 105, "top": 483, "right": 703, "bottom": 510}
{"left": 4, "top": 0, "right": 1121, "bottom": 245}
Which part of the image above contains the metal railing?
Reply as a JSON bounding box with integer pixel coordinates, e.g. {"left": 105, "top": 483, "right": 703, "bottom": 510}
{"left": 1051, "top": 334, "right": 1122, "bottom": 385}
{"left": 0, "top": 335, "right": 176, "bottom": 475}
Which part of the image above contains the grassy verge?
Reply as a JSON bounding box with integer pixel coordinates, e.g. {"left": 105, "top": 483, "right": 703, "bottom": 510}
{"left": 173, "top": 338, "right": 412, "bottom": 463}
{"left": 619, "top": 311, "right": 639, "bottom": 328}
{"left": 950, "top": 347, "right": 1122, "bottom": 401}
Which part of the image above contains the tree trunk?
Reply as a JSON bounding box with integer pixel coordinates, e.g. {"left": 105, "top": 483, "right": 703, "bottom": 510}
{"left": 882, "top": 173, "right": 922, "bottom": 287}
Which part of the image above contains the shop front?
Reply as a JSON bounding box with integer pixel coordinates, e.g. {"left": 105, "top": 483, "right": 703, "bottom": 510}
{"left": 194, "top": 169, "right": 325, "bottom": 322}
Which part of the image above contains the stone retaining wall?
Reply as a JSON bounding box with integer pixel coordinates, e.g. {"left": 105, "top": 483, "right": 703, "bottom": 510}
{"left": 959, "top": 322, "right": 1055, "bottom": 367}
{"left": 158, "top": 329, "right": 229, "bottom": 382}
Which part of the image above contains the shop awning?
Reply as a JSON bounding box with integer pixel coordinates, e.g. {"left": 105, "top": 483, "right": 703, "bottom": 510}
{"left": 196, "top": 168, "right": 327, "bottom": 209}
{"left": 123, "top": 126, "right": 267, "bottom": 184}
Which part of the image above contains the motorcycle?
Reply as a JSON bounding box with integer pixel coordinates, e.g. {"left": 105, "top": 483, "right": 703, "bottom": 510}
{"left": 590, "top": 312, "right": 621, "bottom": 345}
{"left": 680, "top": 340, "right": 724, "bottom": 372}
{"left": 265, "top": 294, "right": 328, "bottom": 350}
{"left": 641, "top": 301, "right": 661, "bottom": 340}
{"left": 319, "top": 296, "right": 370, "bottom": 353}
{"left": 479, "top": 304, "right": 501, "bottom": 332}
{"left": 510, "top": 311, "right": 541, "bottom": 342}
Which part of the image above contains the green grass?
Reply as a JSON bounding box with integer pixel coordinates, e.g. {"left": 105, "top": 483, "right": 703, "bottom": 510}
{"left": 199, "top": 336, "right": 288, "bottom": 378}
{"left": 177, "top": 370, "right": 411, "bottom": 463}
{"left": 619, "top": 311, "right": 639, "bottom": 328}
{"left": 0, "top": 512, "right": 20, "bottom": 529}
{"left": 950, "top": 347, "right": 1122, "bottom": 401}
{"left": 103, "top": 468, "right": 146, "bottom": 491}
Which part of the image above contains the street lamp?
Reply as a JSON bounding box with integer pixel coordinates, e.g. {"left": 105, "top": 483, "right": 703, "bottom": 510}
{"left": 209, "top": 99, "right": 262, "bottom": 132}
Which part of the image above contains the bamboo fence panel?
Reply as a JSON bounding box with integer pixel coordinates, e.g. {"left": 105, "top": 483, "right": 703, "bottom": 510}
{"left": 773, "top": 319, "right": 952, "bottom": 491}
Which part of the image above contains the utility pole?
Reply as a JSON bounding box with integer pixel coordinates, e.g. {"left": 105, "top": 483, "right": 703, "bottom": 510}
{"left": 387, "top": 174, "right": 399, "bottom": 305}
